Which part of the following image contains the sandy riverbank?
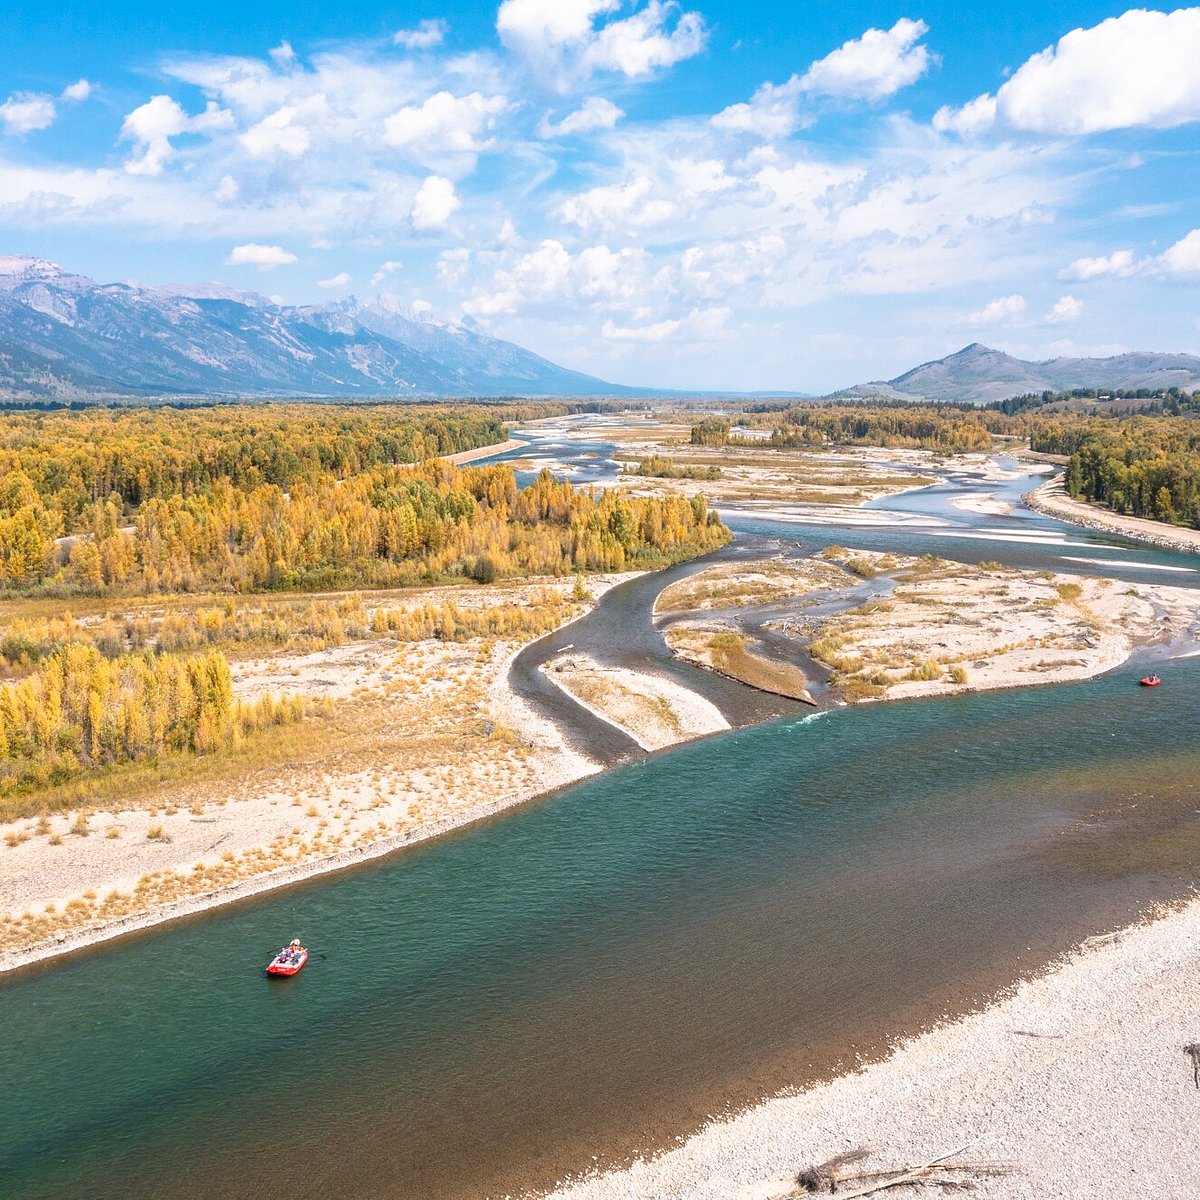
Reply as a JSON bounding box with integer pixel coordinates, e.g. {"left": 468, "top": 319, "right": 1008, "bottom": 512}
{"left": 654, "top": 550, "right": 1200, "bottom": 706}
{"left": 810, "top": 547, "right": 1196, "bottom": 701}
{"left": 540, "top": 652, "right": 729, "bottom": 750}
{"left": 0, "top": 575, "right": 636, "bottom": 974}
{"left": 576, "top": 418, "right": 935, "bottom": 507}
{"left": 547, "top": 894, "right": 1200, "bottom": 1199}
{"left": 441, "top": 437, "right": 528, "bottom": 465}
{"left": 1027, "top": 475, "right": 1200, "bottom": 555}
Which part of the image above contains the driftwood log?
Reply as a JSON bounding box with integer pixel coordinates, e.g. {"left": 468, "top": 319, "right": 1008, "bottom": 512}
{"left": 792, "top": 1136, "right": 1010, "bottom": 1197}
{"left": 1184, "top": 1043, "right": 1200, "bottom": 1089}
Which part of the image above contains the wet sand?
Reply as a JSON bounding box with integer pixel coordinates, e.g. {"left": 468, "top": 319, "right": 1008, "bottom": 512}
{"left": 550, "top": 894, "right": 1200, "bottom": 1200}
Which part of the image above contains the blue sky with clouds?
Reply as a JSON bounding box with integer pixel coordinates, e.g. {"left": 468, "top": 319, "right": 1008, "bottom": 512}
{"left": 2, "top": 2, "right": 1198, "bottom": 391}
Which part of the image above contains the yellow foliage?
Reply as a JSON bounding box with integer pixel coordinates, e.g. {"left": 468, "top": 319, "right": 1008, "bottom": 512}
{"left": 0, "top": 644, "right": 304, "bottom": 797}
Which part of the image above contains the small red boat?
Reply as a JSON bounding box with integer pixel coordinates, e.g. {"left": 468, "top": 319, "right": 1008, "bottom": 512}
{"left": 1139, "top": 674, "right": 1161, "bottom": 687}
{"left": 266, "top": 939, "right": 308, "bottom": 976}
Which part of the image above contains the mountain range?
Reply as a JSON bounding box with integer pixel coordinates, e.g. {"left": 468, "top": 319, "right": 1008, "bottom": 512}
{"left": 0, "top": 256, "right": 628, "bottom": 400}
{"left": 2, "top": 256, "right": 1200, "bottom": 404}
{"left": 837, "top": 342, "right": 1200, "bottom": 405}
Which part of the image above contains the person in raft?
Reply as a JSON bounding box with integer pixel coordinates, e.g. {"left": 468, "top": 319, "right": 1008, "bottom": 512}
{"left": 287, "top": 938, "right": 302, "bottom": 961}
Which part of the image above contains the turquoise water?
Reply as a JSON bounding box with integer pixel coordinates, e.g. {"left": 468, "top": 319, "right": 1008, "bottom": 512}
{"left": 4, "top": 661, "right": 1198, "bottom": 1197}
{"left": 5, "top": 427, "right": 1200, "bottom": 1197}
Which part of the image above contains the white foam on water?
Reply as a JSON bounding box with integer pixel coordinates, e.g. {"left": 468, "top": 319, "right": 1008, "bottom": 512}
{"left": 929, "top": 530, "right": 1118, "bottom": 549}
{"left": 1059, "top": 556, "right": 1196, "bottom": 573}
{"left": 975, "top": 525, "right": 1121, "bottom": 543}
{"left": 722, "top": 507, "right": 938, "bottom": 528}
{"left": 788, "top": 711, "right": 830, "bottom": 729}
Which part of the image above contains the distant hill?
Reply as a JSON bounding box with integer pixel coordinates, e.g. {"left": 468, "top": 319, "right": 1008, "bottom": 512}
{"left": 0, "top": 256, "right": 634, "bottom": 400}
{"left": 839, "top": 343, "right": 1200, "bottom": 406}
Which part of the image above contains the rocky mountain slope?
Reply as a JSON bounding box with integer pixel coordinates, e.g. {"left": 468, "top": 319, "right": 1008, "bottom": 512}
{"left": 0, "top": 256, "right": 628, "bottom": 400}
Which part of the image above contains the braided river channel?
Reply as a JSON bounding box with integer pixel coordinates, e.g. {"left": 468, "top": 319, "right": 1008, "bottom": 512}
{"left": 4, "top": 418, "right": 1199, "bottom": 1198}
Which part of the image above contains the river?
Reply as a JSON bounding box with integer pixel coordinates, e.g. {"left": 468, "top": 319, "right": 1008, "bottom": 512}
{"left": 3, "top": 418, "right": 1198, "bottom": 1198}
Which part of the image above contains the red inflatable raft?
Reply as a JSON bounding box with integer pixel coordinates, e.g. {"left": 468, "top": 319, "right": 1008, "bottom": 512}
{"left": 1139, "top": 674, "right": 1161, "bottom": 687}
{"left": 266, "top": 939, "right": 308, "bottom": 976}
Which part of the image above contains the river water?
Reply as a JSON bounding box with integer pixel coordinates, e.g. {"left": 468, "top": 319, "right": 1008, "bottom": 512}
{"left": 3, "top": 418, "right": 1198, "bottom": 1198}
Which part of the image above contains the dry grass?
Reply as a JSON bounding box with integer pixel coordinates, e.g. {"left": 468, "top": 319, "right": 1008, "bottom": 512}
{"left": 596, "top": 422, "right": 934, "bottom": 507}
{"left": 0, "top": 576, "right": 623, "bottom": 959}
{"left": 657, "top": 559, "right": 850, "bottom": 614}
{"left": 805, "top": 548, "right": 1160, "bottom": 702}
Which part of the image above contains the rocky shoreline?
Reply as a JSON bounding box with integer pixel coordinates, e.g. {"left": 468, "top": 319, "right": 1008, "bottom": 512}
{"left": 1024, "top": 475, "right": 1200, "bottom": 556}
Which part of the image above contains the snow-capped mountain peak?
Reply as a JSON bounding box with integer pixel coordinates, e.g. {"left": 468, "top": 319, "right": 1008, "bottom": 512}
{"left": 0, "top": 255, "right": 629, "bottom": 399}
{"left": 0, "top": 255, "right": 69, "bottom": 283}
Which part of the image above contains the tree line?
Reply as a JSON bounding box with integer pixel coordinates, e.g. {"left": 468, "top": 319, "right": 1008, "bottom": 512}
{"left": 0, "top": 407, "right": 730, "bottom": 592}
{"left": 1, "top": 588, "right": 582, "bottom": 675}
{"left": 990, "top": 387, "right": 1200, "bottom": 417}
{"left": 0, "top": 644, "right": 305, "bottom": 797}
{"left": 1032, "top": 416, "right": 1200, "bottom": 527}
{"left": 0, "top": 402, "right": 548, "bottom": 531}
{"left": 691, "top": 404, "right": 1019, "bottom": 454}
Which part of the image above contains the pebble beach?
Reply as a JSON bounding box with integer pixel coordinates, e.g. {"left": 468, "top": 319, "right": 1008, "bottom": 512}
{"left": 548, "top": 896, "right": 1200, "bottom": 1199}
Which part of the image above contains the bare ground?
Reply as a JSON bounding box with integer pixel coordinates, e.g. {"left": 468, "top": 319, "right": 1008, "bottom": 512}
{"left": 540, "top": 652, "right": 729, "bottom": 750}
{"left": 547, "top": 895, "right": 1200, "bottom": 1200}
{"left": 0, "top": 575, "right": 636, "bottom": 971}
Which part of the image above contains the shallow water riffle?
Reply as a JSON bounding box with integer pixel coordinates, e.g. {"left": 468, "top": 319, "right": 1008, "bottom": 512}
{"left": 3, "top": 657, "right": 1198, "bottom": 1199}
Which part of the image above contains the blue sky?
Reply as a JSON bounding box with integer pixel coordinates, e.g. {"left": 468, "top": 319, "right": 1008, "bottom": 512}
{"left": 2, "top": 2, "right": 1198, "bottom": 391}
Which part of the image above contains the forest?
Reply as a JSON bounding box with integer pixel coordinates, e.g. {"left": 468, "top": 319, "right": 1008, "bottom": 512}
{"left": 0, "top": 402, "right": 549, "bottom": 528}
{"left": 0, "top": 401, "right": 731, "bottom": 796}
{"left": 692, "top": 404, "right": 1020, "bottom": 454}
{"left": 0, "top": 405, "right": 728, "bottom": 593}
{"left": 1032, "top": 416, "right": 1200, "bottom": 527}
{"left": 0, "top": 644, "right": 305, "bottom": 797}
{"left": 990, "top": 387, "right": 1200, "bottom": 417}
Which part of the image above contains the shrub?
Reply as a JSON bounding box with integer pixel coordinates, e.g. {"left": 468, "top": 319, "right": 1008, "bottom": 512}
{"left": 909, "top": 659, "right": 942, "bottom": 682}
{"left": 708, "top": 632, "right": 743, "bottom": 650}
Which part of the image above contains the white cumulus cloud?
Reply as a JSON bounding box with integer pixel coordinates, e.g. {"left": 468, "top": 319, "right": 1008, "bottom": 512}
{"left": 410, "top": 175, "right": 460, "bottom": 230}
{"left": 0, "top": 93, "right": 57, "bottom": 135}
{"left": 61, "top": 79, "right": 92, "bottom": 103}
{"left": 712, "top": 78, "right": 809, "bottom": 138}
{"left": 1046, "top": 294, "right": 1083, "bottom": 323}
{"left": 715, "top": 19, "right": 933, "bottom": 137}
{"left": 239, "top": 104, "right": 314, "bottom": 159}
{"left": 370, "top": 260, "right": 404, "bottom": 286}
{"left": 538, "top": 97, "right": 624, "bottom": 137}
{"left": 394, "top": 19, "right": 449, "bottom": 49}
{"left": 800, "top": 17, "right": 932, "bottom": 101}
{"left": 383, "top": 91, "right": 509, "bottom": 161}
{"left": 968, "top": 293, "right": 1027, "bottom": 325}
{"left": 1060, "top": 249, "right": 1138, "bottom": 281}
{"left": 557, "top": 175, "right": 675, "bottom": 233}
{"left": 226, "top": 243, "right": 297, "bottom": 269}
{"left": 497, "top": 0, "right": 705, "bottom": 88}
{"left": 121, "top": 95, "right": 234, "bottom": 176}
{"left": 1160, "top": 228, "right": 1200, "bottom": 276}
{"left": 935, "top": 9, "right": 1200, "bottom": 137}
{"left": 318, "top": 271, "right": 352, "bottom": 288}
{"left": 602, "top": 305, "right": 730, "bottom": 343}
{"left": 931, "top": 93, "right": 996, "bottom": 137}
